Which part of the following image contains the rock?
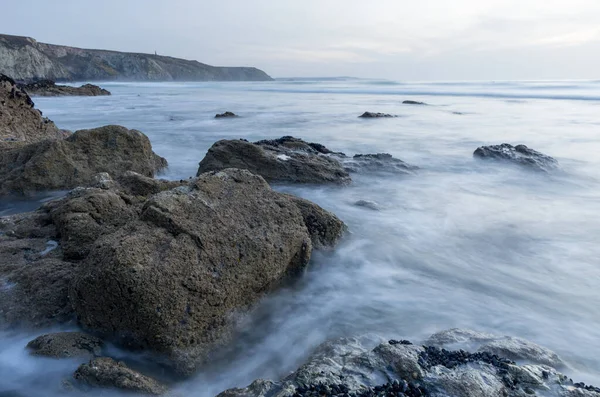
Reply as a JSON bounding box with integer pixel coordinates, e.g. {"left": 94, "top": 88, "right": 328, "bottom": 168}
{"left": 26, "top": 331, "right": 103, "bottom": 359}
{"left": 217, "top": 333, "right": 595, "bottom": 397}
{"left": 215, "top": 111, "right": 238, "bottom": 118}
{"left": 341, "top": 153, "right": 418, "bottom": 175}
{"left": 0, "top": 125, "right": 168, "bottom": 195}
{"left": 0, "top": 74, "right": 65, "bottom": 146}
{"left": 426, "top": 328, "right": 565, "bottom": 368}
{"left": 73, "top": 357, "right": 168, "bottom": 395}
{"left": 403, "top": 100, "right": 427, "bottom": 105}
{"left": 68, "top": 169, "right": 344, "bottom": 374}
{"left": 354, "top": 200, "right": 380, "bottom": 211}
{"left": 473, "top": 143, "right": 559, "bottom": 172}
{"left": 284, "top": 195, "right": 347, "bottom": 249}
{"left": 18, "top": 80, "right": 111, "bottom": 97}
{"left": 0, "top": 210, "right": 76, "bottom": 329}
{"left": 92, "top": 172, "right": 116, "bottom": 190}
{"left": 358, "top": 112, "right": 396, "bottom": 118}
{"left": 197, "top": 137, "right": 351, "bottom": 185}
{"left": 116, "top": 171, "right": 185, "bottom": 197}
{"left": 0, "top": 33, "right": 273, "bottom": 82}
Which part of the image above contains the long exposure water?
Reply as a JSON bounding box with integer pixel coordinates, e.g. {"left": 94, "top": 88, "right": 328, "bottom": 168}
{"left": 1, "top": 79, "right": 599, "bottom": 395}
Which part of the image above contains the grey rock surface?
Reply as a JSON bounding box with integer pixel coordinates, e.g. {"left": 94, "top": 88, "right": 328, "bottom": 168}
{"left": 19, "top": 80, "right": 111, "bottom": 96}
{"left": 217, "top": 332, "right": 598, "bottom": 397}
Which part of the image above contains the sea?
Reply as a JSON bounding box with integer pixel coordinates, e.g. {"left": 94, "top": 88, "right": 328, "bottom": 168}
{"left": 1, "top": 78, "right": 599, "bottom": 396}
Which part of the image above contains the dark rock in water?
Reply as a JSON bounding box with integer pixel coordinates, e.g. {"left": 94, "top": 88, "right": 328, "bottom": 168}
{"left": 73, "top": 357, "right": 168, "bottom": 395}
{"left": 0, "top": 125, "right": 168, "bottom": 196}
{"left": 402, "top": 100, "right": 427, "bottom": 105}
{"left": 473, "top": 143, "right": 559, "bottom": 172}
{"left": 18, "top": 80, "right": 111, "bottom": 97}
{"left": 342, "top": 153, "right": 418, "bottom": 175}
{"left": 354, "top": 200, "right": 381, "bottom": 211}
{"left": 217, "top": 332, "right": 597, "bottom": 397}
{"left": 197, "top": 137, "right": 351, "bottom": 185}
{"left": 359, "top": 112, "right": 396, "bottom": 118}
{"left": 0, "top": 74, "right": 65, "bottom": 146}
{"left": 26, "top": 332, "right": 103, "bottom": 359}
{"left": 215, "top": 111, "right": 238, "bottom": 118}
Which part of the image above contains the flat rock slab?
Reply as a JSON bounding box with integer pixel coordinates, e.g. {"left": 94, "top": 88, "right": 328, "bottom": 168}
{"left": 27, "top": 332, "right": 103, "bottom": 359}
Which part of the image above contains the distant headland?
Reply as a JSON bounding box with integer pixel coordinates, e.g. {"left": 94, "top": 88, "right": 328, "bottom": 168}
{"left": 0, "top": 33, "right": 273, "bottom": 82}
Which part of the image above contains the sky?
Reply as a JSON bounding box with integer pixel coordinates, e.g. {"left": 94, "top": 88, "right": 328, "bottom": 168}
{"left": 3, "top": 0, "right": 600, "bottom": 80}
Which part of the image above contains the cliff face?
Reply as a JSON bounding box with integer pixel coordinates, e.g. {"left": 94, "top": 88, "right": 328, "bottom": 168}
{"left": 0, "top": 34, "right": 273, "bottom": 82}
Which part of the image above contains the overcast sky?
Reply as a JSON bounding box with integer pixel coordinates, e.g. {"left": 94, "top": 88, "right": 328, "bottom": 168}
{"left": 4, "top": 0, "right": 600, "bottom": 80}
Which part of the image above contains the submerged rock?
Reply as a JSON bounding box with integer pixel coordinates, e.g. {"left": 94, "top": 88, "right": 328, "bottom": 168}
{"left": 26, "top": 332, "right": 103, "bottom": 359}
{"left": 354, "top": 200, "right": 381, "bottom": 211}
{"left": 359, "top": 112, "right": 396, "bottom": 118}
{"left": 19, "top": 80, "right": 111, "bottom": 97}
{"left": 215, "top": 111, "right": 238, "bottom": 118}
{"left": 0, "top": 125, "right": 168, "bottom": 195}
{"left": 473, "top": 143, "right": 559, "bottom": 172}
{"left": 341, "top": 153, "right": 418, "bottom": 175}
{"left": 73, "top": 357, "right": 168, "bottom": 395}
{"left": 218, "top": 332, "right": 597, "bottom": 397}
{"left": 197, "top": 137, "right": 351, "bottom": 185}
{"left": 0, "top": 74, "right": 65, "bottom": 146}
{"left": 402, "top": 100, "right": 427, "bottom": 105}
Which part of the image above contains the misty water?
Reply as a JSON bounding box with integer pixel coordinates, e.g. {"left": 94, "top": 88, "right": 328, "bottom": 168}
{"left": 1, "top": 79, "right": 599, "bottom": 396}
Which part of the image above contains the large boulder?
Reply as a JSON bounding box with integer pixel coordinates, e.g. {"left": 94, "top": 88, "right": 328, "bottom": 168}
{"left": 0, "top": 169, "right": 345, "bottom": 373}
{"left": 73, "top": 357, "right": 168, "bottom": 395}
{"left": 18, "top": 80, "right": 111, "bottom": 97}
{"left": 217, "top": 333, "right": 598, "bottom": 397}
{"left": 197, "top": 136, "right": 417, "bottom": 184}
{"left": 66, "top": 169, "right": 344, "bottom": 374}
{"left": 26, "top": 331, "right": 103, "bottom": 359}
{"left": 0, "top": 74, "right": 65, "bottom": 146}
{"left": 0, "top": 125, "right": 168, "bottom": 195}
{"left": 473, "top": 143, "right": 559, "bottom": 172}
{"left": 197, "top": 137, "right": 351, "bottom": 185}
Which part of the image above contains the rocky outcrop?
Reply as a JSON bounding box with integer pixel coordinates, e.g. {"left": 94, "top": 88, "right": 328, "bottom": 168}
{"left": 403, "top": 100, "right": 427, "bottom": 105}
{"left": 19, "top": 80, "right": 111, "bottom": 96}
{"left": 0, "top": 74, "right": 65, "bottom": 146}
{"left": 197, "top": 137, "right": 417, "bottom": 185}
{"left": 73, "top": 357, "right": 168, "bottom": 395}
{"left": 0, "top": 33, "right": 272, "bottom": 82}
{"left": 197, "top": 137, "right": 351, "bottom": 185}
{"left": 473, "top": 143, "right": 559, "bottom": 172}
{"left": 0, "top": 125, "right": 167, "bottom": 195}
{"left": 359, "top": 112, "right": 396, "bottom": 118}
{"left": 215, "top": 111, "right": 238, "bottom": 118}
{"left": 26, "top": 332, "right": 104, "bottom": 359}
{"left": 0, "top": 169, "right": 345, "bottom": 375}
{"left": 217, "top": 333, "right": 599, "bottom": 397}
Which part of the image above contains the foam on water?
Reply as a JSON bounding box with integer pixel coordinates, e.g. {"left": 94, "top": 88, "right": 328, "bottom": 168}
{"left": 1, "top": 79, "right": 599, "bottom": 395}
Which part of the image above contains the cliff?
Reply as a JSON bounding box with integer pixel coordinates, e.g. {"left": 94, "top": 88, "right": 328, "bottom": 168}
{"left": 0, "top": 34, "right": 273, "bottom": 82}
